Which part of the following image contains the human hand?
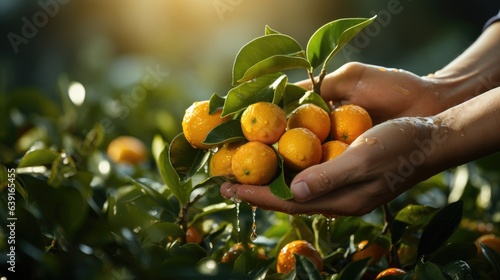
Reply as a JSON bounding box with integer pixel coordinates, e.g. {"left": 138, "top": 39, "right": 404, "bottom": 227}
{"left": 220, "top": 116, "right": 446, "bottom": 216}
{"left": 297, "top": 62, "right": 444, "bottom": 124}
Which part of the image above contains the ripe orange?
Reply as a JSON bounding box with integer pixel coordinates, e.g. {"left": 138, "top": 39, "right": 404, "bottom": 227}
{"left": 321, "top": 140, "right": 349, "bottom": 162}
{"left": 278, "top": 128, "right": 322, "bottom": 172}
{"left": 107, "top": 136, "right": 148, "bottom": 164}
{"left": 240, "top": 102, "right": 286, "bottom": 144}
{"left": 182, "top": 100, "right": 231, "bottom": 150}
{"left": 209, "top": 142, "right": 244, "bottom": 178}
{"left": 231, "top": 141, "right": 278, "bottom": 185}
{"left": 276, "top": 240, "right": 323, "bottom": 274}
{"left": 221, "top": 243, "right": 266, "bottom": 264}
{"left": 186, "top": 226, "right": 203, "bottom": 244}
{"left": 475, "top": 234, "right": 500, "bottom": 258}
{"left": 287, "top": 103, "right": 330, "bottom": 143}
{"left": 330, "top": 104, "right": 372, "bottom": 144}
{"left": 375, "top": 268, "right": 406, "bottom": 279}
{"left": 352, "top": 240, "right": 389, "bottom": 265}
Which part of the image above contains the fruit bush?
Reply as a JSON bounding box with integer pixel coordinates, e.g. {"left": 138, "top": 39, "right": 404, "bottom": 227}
{"left": 2, "top": 17, "right": 500, "bottom": 280}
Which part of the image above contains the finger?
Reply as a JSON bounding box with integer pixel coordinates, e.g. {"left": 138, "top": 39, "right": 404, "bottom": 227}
{"left": 220, "top": 182, "right": 300, "bottom": 213}
{"left": 289, "top": 145, "right": 369, "bottom": 202}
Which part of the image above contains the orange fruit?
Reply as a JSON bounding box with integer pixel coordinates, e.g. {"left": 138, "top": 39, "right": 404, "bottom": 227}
{"left": 375, "top": 268, "right": 406, "bottom": 279}
{"left": 475, "top": 234, "right": 500, "bottom": 258}
{"left": 321, "top": 140, "right": 349, "bottom": 162}
{"left": 331, "top": 104, "right": 372, "bottom": 144}
{"left": 107, "top": 136, "right": 148, "bottom": 164}
{"left": 278, "top": 128, "right": 322, "bottom": 172}
{"left": 209, "top": 142, "right": 245, "bottom": 178}
{"left": 276, "top": 240, "right": 323, "bottom": 274}
{"left": 182, "top": 100, "right": 231, "bottom": 150}
{"left": 352, "top": 240, "right": 389, "bottom": 265}
{"left": 240, "top": 102, "right": 286, "bottom": 144}
{"left": 287, "top": 103, "right": 330, "bottom": 143}
{"left": 221, "top": 243, "right": 266, "bottom": 264}
{"left": 231, "top": 141, "right": 278, "bottom": 185}
{"left": 186, "top": 227, "right": 203, "bottom": 244}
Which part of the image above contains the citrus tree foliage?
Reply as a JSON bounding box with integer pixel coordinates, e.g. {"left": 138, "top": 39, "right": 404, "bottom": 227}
{"left": 1, "top": 17, "right": 500, "bottom": 280}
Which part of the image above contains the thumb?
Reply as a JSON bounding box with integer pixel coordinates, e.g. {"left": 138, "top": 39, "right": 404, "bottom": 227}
{"left": 289, "top": 153, "right": 360, "bottom": 202}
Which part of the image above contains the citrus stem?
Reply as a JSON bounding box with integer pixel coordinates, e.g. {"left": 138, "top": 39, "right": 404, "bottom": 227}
{"left": 308, "top": 68, "right": 327, "bottom": 95}
{"left": 178, "top": 193, "right": 203, "bottom": 244}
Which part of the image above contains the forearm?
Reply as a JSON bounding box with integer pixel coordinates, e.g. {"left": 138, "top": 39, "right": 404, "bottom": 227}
{"left": 428, "top": 22, "right": 500, "bottom": 110}
{"left": 431, "top": 87, "right": 500, "bottom": 170}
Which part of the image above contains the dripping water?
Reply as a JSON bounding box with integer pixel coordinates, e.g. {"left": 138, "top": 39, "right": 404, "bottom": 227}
{"left": 250, "top": 206, "right": 258, "bottom": 241}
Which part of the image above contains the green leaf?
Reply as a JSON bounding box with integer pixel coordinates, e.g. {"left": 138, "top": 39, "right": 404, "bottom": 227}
{"left": 233, "top": 249, "right": 259, "bottom": 275}
{"left": 169, "top": 133, "right": 210, "bottom": 184}
{"left": 209, "top": 93, "right": 226, "bottom": 114}
{"left": 232, "top": 34, "right": 307, "bottom": 85}
{"left": 189, "top": 202, "right": 235, "bottom": 227}
{"left": 48, "top": 152, "right": 76, "bottom": 187}
{"left": 239, "top": 55, "right": 310, "bottom": 85}
{"left": 158, "top": 140, "right": 192, "bottom": 206}
{"left": 283, "top": 87, "right": 330, "bottom": 116}
{"left": 222, "top": 73, "right": 287, "bottom": 117}
{"left": 392, "top": 205, "right": 436, "bottom": 244}
{"left": 294, "top": 254, "right": 322, "bottom": 280}
{"left": 440, "top": 260, "right": 474, "bottom": 280}
{"left": 481, "top": 243, "right": 500, "bottom": 276}
{"left": 336, "top": 257, "right": 371, "bottom": 280}
{"left": 418, "top": 201, "right": 463, "bottom": 257}
{"left": 414, "top": 261, "right": 447, "bottom": 280}
{"left": 306, "top": 16, "right": 377, "bottom": 69}
{"left": 17, "top": 148, "right": 59, "bottom": 168}
{"left": 128, "top": 177, "right": 172, "bottom": 210}
{"left": 429, "top": 242, "right": 477, "bottom": 265}
{"left": 141, "top": 222, "right": 184, "bottom": 243}
{"left": 268, "top": 153, "right": 293, "bottom": 200}
{"left": 265, "top": 25, "right": 281, "bottom": 35}
{"left": 203, "top": 119, "right": 245, "bottom": 146}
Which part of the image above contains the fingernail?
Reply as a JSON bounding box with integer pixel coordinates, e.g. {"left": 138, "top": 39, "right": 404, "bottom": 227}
{"left": 291, "top": 181, "right": 311, "bottom": 200}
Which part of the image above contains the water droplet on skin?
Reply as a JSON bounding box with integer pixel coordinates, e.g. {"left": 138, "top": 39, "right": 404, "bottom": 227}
{"left": 319, "top": 171, "right": 331, "bottom": 185}
{"left": 250, "top": 206, "right": 258, "bottom": 241}
{"left": 364, "top": 137, "right": 385, "bottom": 149}
{"left": 393, "top": 84, "right": 411, "bottom": 96}
{"left": 365, "top": 137, "right": 378, "bottom": 146}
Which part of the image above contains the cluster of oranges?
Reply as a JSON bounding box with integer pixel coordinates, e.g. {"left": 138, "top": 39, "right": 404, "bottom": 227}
{"left": 181, "top": 98, "right": 372, "bottom": 186}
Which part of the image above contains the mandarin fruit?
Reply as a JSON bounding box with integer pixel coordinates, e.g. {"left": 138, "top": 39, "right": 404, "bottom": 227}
{"left": 352, "top": 240, "right": 389, "bottom": 265}
{"left": 331, "top": 104, "right": 372, "bottom": 144}
{"left": 231, "top": 141, "right": 278, "bottom": 185}
{"left": 209, "top": 142, "right": 244, "bottom": 178}
{"left": 276, "top": 240, "right": 323, "bottom": 274}
{"left": 321, "top": 140, "right": 349, "bottom": 162}
{"left": 278, "top": 128, "right": 322, "bottom": 172}
{"left": 186, "top": 226, "right": 203, "bottom": 244}
{"left": 240, "top": 102, "right": 286, "bottom": 144}
{"left": 182, "top": 100, "right": 231, "bottom": 149}
{"left": 287, "top": 103, "right": 331, "bottom": 143}
{"left": 375, "top": 268, "right": 406, "bottom": 279}
{"left": 475, "top": 234, "right": 500, "bottom": 258}
{"left": 107, "top": 136, "right": 148, "bottom": 164}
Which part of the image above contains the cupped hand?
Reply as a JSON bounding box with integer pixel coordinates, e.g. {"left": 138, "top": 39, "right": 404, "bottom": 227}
{"left": 297, "top": 62, "right": 444, "bottom": 124}
{"left": 220, "top": 116, "right": 447, "bottom": 216}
